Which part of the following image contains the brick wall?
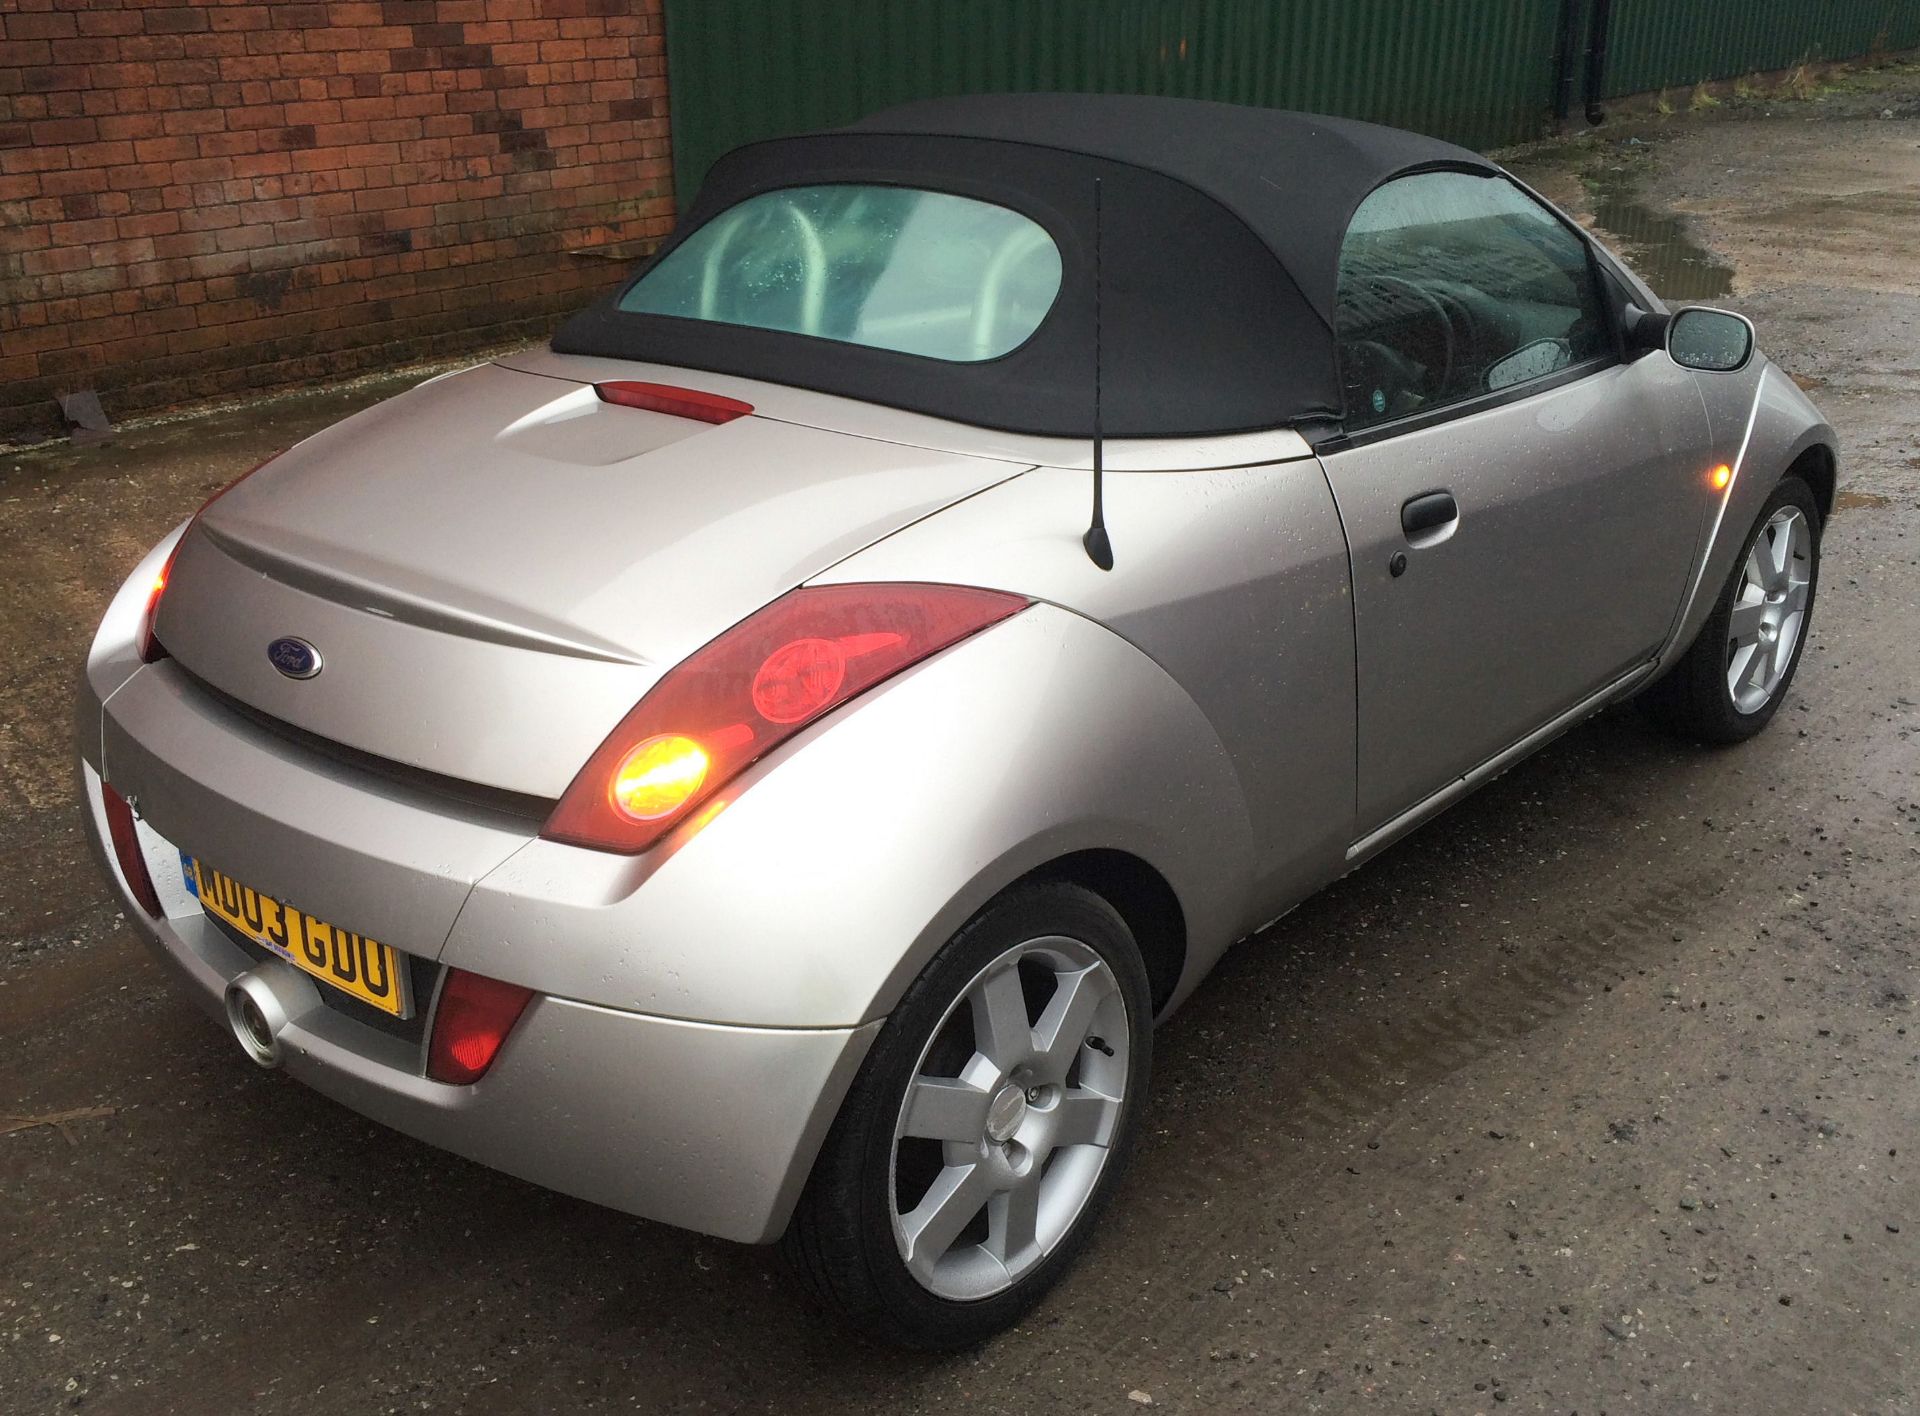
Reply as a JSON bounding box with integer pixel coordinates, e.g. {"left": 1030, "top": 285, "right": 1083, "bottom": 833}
{"left": 0, "top": 0, "right": 673, "bottom": 442}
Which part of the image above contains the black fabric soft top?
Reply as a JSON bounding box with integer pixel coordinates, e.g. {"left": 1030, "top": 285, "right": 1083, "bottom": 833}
{"left": 552, "top": 94, "right": 1498, "bottom": 438}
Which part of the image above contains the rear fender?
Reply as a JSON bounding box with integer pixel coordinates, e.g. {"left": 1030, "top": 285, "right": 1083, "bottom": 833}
{"left": 445, "top": 604, "right": 1256, "bottom": 1029}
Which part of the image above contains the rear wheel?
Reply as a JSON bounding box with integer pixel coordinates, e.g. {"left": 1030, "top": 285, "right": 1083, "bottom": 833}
{"left": 1644, "top": 475, "right": 1820, "bottom": 743}
{"left": 782, "top": 881, "right": 1151, "bottom": 1349}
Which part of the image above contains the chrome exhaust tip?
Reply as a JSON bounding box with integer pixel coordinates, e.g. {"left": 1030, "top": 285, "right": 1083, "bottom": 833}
{"left": 224, "top": 968, "right": 294, "bottom": 1068}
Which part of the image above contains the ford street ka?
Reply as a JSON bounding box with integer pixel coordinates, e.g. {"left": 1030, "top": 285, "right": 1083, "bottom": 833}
{"left": 79, "top": 95, "right": 1834, "bottom": 1347}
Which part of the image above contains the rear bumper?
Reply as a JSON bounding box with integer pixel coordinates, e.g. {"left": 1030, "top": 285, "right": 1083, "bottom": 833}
{"left": 78, "top": 754, "right": 877, "bottom": 1244}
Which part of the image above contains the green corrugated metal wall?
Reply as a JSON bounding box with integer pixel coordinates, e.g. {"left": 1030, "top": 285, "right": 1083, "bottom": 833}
{"left": 663, "top": 0, "right": 1920, "bottom": 203}
{"left": 1603, "top": 0, "right": 1920, "bottom": 96}
{"left": 662, "top": 0, "right": 1561, "bottom": 202}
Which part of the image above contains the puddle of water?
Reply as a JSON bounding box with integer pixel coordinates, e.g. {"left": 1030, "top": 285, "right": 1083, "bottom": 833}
{"left": 1834, "top": 489, "right": 1891, "bottom": 511}
{"left": 1590, "top": 179, "right": 1736, "bottom": 301}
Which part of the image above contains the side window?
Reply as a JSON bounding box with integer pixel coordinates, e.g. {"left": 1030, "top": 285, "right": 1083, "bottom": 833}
{"left": 1335, "top": 172, "right": 1612, "bottom": 431}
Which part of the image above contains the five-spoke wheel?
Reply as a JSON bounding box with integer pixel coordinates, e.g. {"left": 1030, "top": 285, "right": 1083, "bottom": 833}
{"left": 1725, "top": 503, "right": 1813, "bottom": 715}
{"left": 890, "top": 936, "right": 1130, "bottom": 1300}
{"left": 1645, "top": 473, "right": 1821, "bottom": 743}
{"left": 783, "top": 882, "right": 1151, "bottom": 1349}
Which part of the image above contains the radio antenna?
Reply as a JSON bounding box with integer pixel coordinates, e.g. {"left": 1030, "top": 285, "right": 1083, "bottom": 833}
{"left": 1082, "top": 175, "right": 1114, "bottom": 571}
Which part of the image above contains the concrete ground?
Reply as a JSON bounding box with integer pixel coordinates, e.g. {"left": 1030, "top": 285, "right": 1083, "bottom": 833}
{"left": 4, "top": 65, "right": 1919, "bottom": 1416}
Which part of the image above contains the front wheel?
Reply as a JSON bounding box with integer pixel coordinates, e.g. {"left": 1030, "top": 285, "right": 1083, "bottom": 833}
{"left": 782, "top": 881, "right": 1152, "bottom": 1349}
{"left": 1644, "top": 474, "right": 1820, "bottom": 743}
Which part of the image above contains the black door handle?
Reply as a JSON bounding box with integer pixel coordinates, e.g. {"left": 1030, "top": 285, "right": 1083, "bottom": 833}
{"left": 1400, "top": 490, "right": 1459, "bottom": 539}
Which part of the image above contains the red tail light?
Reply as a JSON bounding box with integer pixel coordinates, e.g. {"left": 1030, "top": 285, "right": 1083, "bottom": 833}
{"left": 101, "top": 783, "right": 162, "bottom": 919}
{"left": 139, "top": 452, "right": 281, "bottom": 664}
{"left": 427, "top": 969, "right": 535, "bottom": 1085}
{"left": 595, "top": 381, "right": 753, "bottom": 424}
{"left": 543, "top": 583, "right": 1030, "bottom": 854}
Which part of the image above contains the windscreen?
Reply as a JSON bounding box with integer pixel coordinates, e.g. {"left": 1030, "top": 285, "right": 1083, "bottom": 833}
{"left": 616, "top": 184, "right": 1063, "bottom": 362}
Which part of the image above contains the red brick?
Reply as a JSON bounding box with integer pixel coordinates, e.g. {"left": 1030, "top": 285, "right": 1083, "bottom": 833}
{"left": 367, "top": 117, "right": 421, "bottom": 142}
{"left": 22, "top": 245, "right": 89, "bottom": 277}
{"left": 117, "top": 211, "right": 182, "bottom": 240}
{"left": 77, "top": 13, "right": 144, "bottom": 41}
{"left": 213, "top": 224, "right": 276, "bottom": 252}
{"left": 1, "top": 144, "right": 66, "bottom": 175}
{"left": 144, "top": 8, "right": 212, "bottom": 37}
{"left": 91, "top": 236, "right": 155, "bottom": 266}
{"left": 151, "top": 230, "right": 216, "bottom": 261}
{"left": 210, "top": 9, "right": 274, "bottom": 34}
{"left": 154, "top": 59, "right": 221, "bottom": 85}
{"left": 183, "top": 32, "right": 250, "bottom": 60}
{"left": 51, "top": 36, "right": 121, "bottom": 65}
{"left": 134, "top": 135, "right": 200, "bottom": 164}
{"left": 89, "top": 62, "right": 158, "bottom": 89}
{"left": 7, "top": 323, "right": 76, "bottom": 355}
{"left": 115, "top": 36, "right": 190, "bottom": 64}
{"left": 169, "top": 156, "right": 235, "bottom": 184}
{"left": 35, "top": 168, "right": 103, "bottom": 198}
{"left": 284, "top": 99, "right": 343, "bottom": 125}
{"left": 97, "top": 113, "right": 165, "bottom": 142}
{"left": 162, "top": 108, "right": 228, "bottom": 137}
{"left": 179, "top": 203, "right": 242, "bottom": 233}
{"left": 40, "top": 86, "right": 86, "bottom": 118}
{"left": 198, "top": 130, "right": 264, "bottom": 158}
{"left": 275, "top": 5, "right": 334, "bottom": 30}
{"left": 21, "top": 64, "right": 90, "bottom": 93}
{"left": 103, "top": 162, "right": 162, "bottom": 192}
{"left": 5, "top": 13, "right": 77, "bottom": 43}
{"left": 49, "top": 214, "right": 119, "bottom": 247}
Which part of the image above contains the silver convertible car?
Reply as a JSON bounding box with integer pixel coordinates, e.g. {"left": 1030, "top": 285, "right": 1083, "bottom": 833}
{"left": 79, "top": 96, "right": 1832, "bottom": 1347}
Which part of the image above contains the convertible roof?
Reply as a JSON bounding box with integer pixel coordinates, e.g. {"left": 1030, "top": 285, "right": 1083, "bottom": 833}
{"left": 553, "top": 94, "right": 1499, "bottom": 438}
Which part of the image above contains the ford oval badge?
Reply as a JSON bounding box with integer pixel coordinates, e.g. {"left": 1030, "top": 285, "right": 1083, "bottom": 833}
{"left": 267, "top": 636, "right": 322, "bottom": 680}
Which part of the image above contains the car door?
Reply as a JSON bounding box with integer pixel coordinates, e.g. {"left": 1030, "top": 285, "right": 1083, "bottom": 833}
{"left": 1316, "top": 170, "right": 1712, "bottom": 835}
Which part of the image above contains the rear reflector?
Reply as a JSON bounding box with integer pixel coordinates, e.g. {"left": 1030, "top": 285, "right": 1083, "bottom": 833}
{"left": 594, "top": 380, "right": 753, "bottom": 424}
{"left": 427, "top": 968, "right": 535, "bottom": 1085}
{"left": 101, "top": 783, "right": 162, "bottom": 919}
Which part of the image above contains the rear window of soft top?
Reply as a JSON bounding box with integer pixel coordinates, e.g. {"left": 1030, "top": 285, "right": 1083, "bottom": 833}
{"left": 617, "top": 184, "right": 1063, "bottom": 363}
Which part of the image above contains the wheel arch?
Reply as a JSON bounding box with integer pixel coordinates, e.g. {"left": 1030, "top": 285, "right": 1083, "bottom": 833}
{"left": 1786, "top": 439, "right": 1836, "bottom": 524}
{"left": 1021, "top": 848, "right": 1187, "bottom": 1016}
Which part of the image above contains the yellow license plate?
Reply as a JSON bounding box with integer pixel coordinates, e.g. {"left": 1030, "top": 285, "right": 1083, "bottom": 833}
{"left": 190, "top": 858, "right": 412, "bottom": 1018}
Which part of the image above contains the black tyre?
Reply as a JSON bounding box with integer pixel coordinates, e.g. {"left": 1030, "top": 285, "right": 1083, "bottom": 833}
{"left": 782, "top": 881, "right": 1153, "bottom": 1350}
{"left": 1643, "top": 474, "right": 1821, "bottom": 744}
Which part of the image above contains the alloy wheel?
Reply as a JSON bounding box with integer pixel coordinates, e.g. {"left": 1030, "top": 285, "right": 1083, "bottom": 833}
{"left": 888, "top": 936, "right": 1131, "bottom": 1301}
{"left": 1726, "top": 504, "right": 1812, "bottom": 715}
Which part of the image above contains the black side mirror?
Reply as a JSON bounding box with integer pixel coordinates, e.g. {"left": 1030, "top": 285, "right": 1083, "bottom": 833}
{"left": 1622, "top": 303, "right": 1670, "bottom": 357}
{"left": 1665, "top": 306, "right": 1755, "bottom": 373}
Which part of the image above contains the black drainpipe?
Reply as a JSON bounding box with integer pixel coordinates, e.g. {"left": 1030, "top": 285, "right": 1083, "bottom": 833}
{"left": 1553, "top": 0, "right": 1584, "bottom": 123}
{"left": 1584, "top": 0, "right": 1613, "bottom": 125}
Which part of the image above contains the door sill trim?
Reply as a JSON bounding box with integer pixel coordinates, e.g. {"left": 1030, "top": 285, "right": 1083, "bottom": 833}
{"left": 1345, "top": 662, "right": 1656, "bottom": 867}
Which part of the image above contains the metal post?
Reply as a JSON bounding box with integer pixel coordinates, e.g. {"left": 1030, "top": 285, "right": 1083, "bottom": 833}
{"left": 1584, "top": 0, "right": 1613, "bottom": 126}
